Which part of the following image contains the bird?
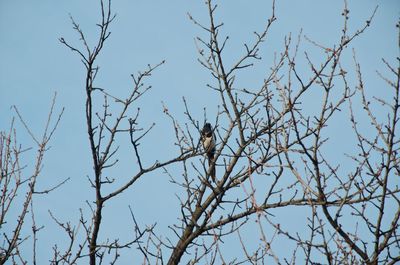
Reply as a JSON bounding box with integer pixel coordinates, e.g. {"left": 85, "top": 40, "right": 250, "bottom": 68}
{"left": 201, "top": 123, "right": 216, "bottom": 181}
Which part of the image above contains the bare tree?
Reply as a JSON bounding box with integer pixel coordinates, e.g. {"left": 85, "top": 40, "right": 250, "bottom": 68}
{"left": 58, "top": 1, "right": 197, "bottom": 264}
{"left": 0, "top": 95, "right": 64, "bottom": 264}
{"left": 155, "top": 1, "right": 399, "bottom": 264}
{"left": 1, "top": 0, "right": 398, "bottom": 264}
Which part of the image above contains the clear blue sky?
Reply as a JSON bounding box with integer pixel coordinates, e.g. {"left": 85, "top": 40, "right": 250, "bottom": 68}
{"left": 1, "top": 0, "right": 399, "bottom": 263}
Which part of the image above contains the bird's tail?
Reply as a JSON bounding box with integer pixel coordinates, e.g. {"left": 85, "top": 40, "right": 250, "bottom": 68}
{"left": 207, "top": 154, "right": 216, "bottom": 182}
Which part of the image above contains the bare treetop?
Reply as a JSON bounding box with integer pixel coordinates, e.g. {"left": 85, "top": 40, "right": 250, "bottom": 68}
{"left": 1, "top": 0, "right": 398, "bottom": 264}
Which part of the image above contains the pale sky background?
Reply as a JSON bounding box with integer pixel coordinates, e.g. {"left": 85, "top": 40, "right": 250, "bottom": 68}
{"left": 1, "top": 0, "right": 399, "bottom": 264}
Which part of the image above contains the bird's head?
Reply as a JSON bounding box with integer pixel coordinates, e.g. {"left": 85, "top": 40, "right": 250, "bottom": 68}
{"left": 202, "top": 123, "right": 213, "bottom": 138}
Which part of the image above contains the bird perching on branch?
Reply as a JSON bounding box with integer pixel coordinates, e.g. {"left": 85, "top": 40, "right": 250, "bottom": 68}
{"left": 201, "top": 123, "right": 216, "bottom": 182}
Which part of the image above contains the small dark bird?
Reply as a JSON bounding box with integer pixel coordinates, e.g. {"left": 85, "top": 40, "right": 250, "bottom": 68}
{"left": 201, "top": 123, "right": 216, "bottom": 181}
